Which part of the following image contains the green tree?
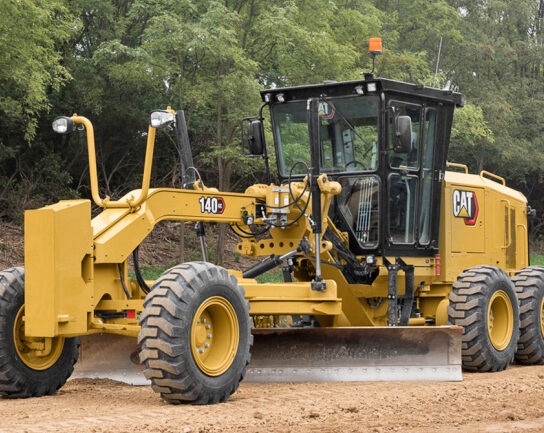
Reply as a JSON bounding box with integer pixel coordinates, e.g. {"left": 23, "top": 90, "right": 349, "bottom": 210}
{"left": 0, "top": 0, "right": 75, "bottom": 219}
{"left": 0, "top": 0, "right": 72, "bottom": 142}
{"left": 449, "top": 103, "right": 494, "bottom": 172}
{"left": 6, "top": 0, "right": 544, "bottom": 253}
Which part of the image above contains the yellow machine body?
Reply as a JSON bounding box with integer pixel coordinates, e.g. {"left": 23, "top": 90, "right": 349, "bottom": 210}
{"left": 439, "top": 170, "right": 528, "bottom": 280}
{"left": 22, "top": 114, "right": 347, "bottom": 338}
{"left": 23, "top": 151, "right": 527, "bottom": 339}
{"left": 4, "top": 61, "right": 537, "bottom": 403}
{"left": 25, "top": 200, "right": 93, "bottom": 337}
{"left": 23, "top": 185, "right": 344, "bottom": 338}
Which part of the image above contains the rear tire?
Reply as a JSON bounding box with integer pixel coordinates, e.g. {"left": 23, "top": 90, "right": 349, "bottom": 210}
{"left": 511, "top": 266, "right": 544, "bottom": 364}
{"left": 138, "top": 262, "right": 252, "bottom": 405}
{"left": 448, "top": 265, "right": 519, "bottom": 372}
{"left": 0, "top": 267, "right": 80, "bottom": 398}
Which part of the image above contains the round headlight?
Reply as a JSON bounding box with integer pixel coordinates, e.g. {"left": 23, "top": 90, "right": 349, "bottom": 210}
{"left": 150, "top": 110, "right": 175, "bottom": 129}
{"left": 52, "top": 117, "right": 75, "bottom": 135}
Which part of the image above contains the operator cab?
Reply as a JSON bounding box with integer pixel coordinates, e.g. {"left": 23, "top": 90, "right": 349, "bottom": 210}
{"left": 260, "top": 77, "right": 463, "bottom": 258}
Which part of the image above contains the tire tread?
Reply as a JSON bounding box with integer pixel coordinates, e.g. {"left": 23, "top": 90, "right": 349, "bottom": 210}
{"left": 511, "top": 266, "right": 544, "bottom": 364}
{"left": 0, "top": 267, "right": 79, "bottom": 398}
{"left": 139, "top": 261, "right": 252, "bottom": 405}
{"left": 447, "top": 265, "right": 519, "bottom": 372}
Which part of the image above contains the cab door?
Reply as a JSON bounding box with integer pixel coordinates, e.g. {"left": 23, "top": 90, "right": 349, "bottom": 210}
{"left": 384, "top": 99, "right": 442, "bottom": 257}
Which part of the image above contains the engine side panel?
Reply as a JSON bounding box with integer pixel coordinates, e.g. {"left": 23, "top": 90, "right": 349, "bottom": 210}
{"left": 439, "top": 171, "right": 528, "bottom": 283}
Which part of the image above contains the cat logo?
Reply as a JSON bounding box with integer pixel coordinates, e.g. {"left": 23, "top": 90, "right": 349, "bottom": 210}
{"left": 452, "top": 189, "right": 479, "bottom": 226}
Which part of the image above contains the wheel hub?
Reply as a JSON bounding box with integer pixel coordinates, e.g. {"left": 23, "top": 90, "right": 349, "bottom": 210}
{"left": 13, "top": 306, "right": 65, "bottom": 370}
{"left": 540, "top": 296, "right": 544, "bottom": 339}
{"left": 487, "top": 290, "right": 514, "bottom": 351}
{"left": 190, "top": 296, "right": 239, "bottom": 376}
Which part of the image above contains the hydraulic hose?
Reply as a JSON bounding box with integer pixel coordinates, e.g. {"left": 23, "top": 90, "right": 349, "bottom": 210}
{"left": 133, "top": 246, "right": 151, "bottom": 294}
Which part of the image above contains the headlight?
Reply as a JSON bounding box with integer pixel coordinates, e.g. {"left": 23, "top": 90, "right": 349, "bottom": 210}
{"left": 52, "top": 116, "right": 75, "bottom": 134}
{"left": 150, "top": 110, "right": 175, "bottom": 128}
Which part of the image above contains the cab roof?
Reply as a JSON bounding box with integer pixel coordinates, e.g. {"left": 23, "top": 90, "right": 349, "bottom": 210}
{"left": 260, "top": 76, "right": 464, "bottom": 108}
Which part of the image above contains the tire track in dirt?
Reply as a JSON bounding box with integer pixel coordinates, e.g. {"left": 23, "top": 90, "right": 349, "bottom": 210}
{"left": 1, "top": 366, "right": 544, "bottom": 433}
{"left": 0, "top": 408, "right": 177, "bottom": 433}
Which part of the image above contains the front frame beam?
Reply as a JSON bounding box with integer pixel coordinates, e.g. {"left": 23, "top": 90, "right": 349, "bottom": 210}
{"left": 88, "top": 277, "right": 342, "bottom": 338}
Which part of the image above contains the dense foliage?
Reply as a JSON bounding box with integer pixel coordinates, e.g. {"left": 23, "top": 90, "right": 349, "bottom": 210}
{"left": 2, "top": 0, "right": 544, "bottom": 259}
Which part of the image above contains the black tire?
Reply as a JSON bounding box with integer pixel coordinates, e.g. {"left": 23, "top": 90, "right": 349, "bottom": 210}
{"left": 447, "top": 265, "right": 519, "bottom": 372}
{"left": 0, "top": 267, "right": 80, "bottom": 398}
{"left": 138, "top": 262, "right": 252, "bottom": 405}
{"left": 511, "top": 266, "right": 544, "bottom": 364}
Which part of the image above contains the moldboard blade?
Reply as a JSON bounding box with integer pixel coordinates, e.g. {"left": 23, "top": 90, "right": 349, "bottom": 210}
{"left": 72, "top": 326, "right": 462, "bottom": 384}
{"left": 245, "top": 326, "right": 462, "bottom": 382}
{"left": 72, "top": 334, "right": 147, "bottom": 385}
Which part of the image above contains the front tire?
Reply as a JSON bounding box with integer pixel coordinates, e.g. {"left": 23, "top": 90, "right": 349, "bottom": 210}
{"left": 0, "top": 267, "right": 80, "bottom": 398}
{"left": 511, "top": 266, "right": 544, "bottom": 364}
{"left": 448, "top": 265, "right": 519, "bottom": 372}
{"left": 138, "top": 262, "right": 252, "bottom": 405}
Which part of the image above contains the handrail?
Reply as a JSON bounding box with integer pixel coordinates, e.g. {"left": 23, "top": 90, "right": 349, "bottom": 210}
{"left": 127, "top": 126, "right": 156, "bottom": 208}
{"left": 72, "top": 115, "right": 109, "bottom": 208}
{"left": 72, "top": 115, "right": 158, "bottom": 209}
{"left": 480, "top": 170, "right": 505, "bottom": 185}
{"left": 446, "top": 161, "right": 468, "bottom": 174}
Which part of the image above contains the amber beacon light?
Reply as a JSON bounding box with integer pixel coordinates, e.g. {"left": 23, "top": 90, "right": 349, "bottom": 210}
{"left": 368, "top": 37, "right": 382, "bottom": 75}
{"left": 369, "top": 37, "right": 383, "bottom": 55}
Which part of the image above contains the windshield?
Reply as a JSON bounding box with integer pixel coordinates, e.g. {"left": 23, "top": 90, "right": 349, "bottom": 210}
{"left": 272, "top": 96, "right": 379, "bottom": 176}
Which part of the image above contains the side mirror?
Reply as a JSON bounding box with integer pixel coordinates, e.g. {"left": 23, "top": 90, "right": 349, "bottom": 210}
{"left": 247, "top": 120, "right": 265, "bottom": 155}
{"left": 394, "top": 115, "right": 413, "bottom": 153}
{"left": 52, "top": 116, "right": 75, "bottom": 135}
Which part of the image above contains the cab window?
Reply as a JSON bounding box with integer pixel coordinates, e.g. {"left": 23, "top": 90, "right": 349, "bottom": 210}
{"left": 388, "top": 102, "right": 422, "bottom": 170}
{"left": 273, "top": 96, "right": 379, "bottom": 177}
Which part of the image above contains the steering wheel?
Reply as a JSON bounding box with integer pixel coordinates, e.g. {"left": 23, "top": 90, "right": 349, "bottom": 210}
{"left": 345, "top": 160, "right": 366, "bottom": 170}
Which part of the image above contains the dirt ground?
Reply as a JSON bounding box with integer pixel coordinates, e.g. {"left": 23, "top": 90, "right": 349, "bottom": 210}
{"left": 0, "top": 365, "right": 543, "bottom": 433}
{"left": 2, "top": 226, "right": 544, "bottom": 433}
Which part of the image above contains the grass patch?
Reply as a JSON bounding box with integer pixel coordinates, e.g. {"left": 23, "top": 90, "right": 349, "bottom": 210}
{"left": 530, "top": 254, "right": 544, "bottom": 266}
{"left": 129, "top": 266, "right": 168, "bottom": 281}
{"left": 255, "top": 269, "right": 284, "bottom": 283}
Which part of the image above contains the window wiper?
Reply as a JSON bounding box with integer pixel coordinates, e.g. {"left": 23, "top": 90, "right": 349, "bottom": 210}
{"left": 319, "top": 96, "right": 375, "bottom": 160}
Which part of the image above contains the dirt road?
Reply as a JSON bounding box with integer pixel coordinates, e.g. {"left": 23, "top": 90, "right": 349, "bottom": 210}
{"left": 1, "top": 365, "right": 543, "bottom": 433}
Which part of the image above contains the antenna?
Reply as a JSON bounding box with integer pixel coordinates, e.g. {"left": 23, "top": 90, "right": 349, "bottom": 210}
{"left": 434, "top": 37, "right": 443, "bottom": 85}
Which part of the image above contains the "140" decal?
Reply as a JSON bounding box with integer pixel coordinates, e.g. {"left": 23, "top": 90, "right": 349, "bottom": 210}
{"left": 199, "top": 196, "right": 225, "bottom": 214}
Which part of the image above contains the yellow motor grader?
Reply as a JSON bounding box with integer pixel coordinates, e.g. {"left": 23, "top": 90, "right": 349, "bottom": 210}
{"left": 0, "top": 47, "right": 542, "bottom": 405}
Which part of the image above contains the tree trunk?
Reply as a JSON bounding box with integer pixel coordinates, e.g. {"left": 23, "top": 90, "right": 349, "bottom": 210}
{"left": 478, "top": 135, "right": 486, "bottom": 173}
{"left": 217, "top": 161, "right": 232, "bottom": 266}
{"left": 216, "top": 63, "right": 226, "bottom": 266}
{"left": 178, "top": 61, "right": 186, "bottom": 264}
{"left": 178, "top": 223, "right": 186, "bottom": 264}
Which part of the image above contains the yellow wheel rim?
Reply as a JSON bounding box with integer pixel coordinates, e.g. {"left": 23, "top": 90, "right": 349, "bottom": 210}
{"left": 190, "top": 296, "right": 239, "bottom": 376}
{"left": 487, "top": 290, "right": 514, "bottom": 351}
{"left": 13, "top": 306, "right": 65, "bottom": 370}
{"left": 540, "top": 296, "right": 544, "bottom": 339}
